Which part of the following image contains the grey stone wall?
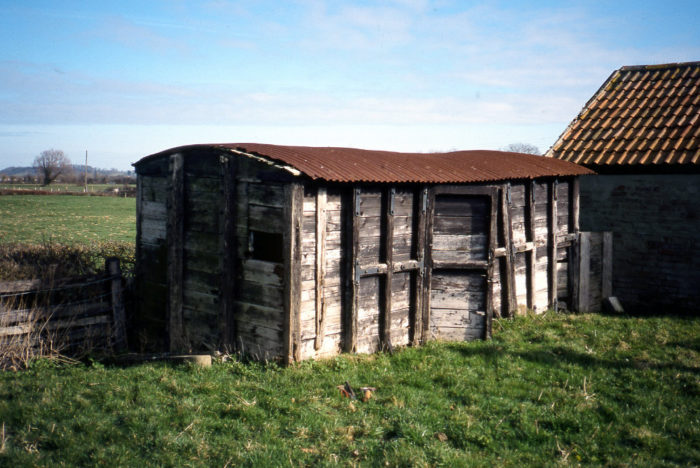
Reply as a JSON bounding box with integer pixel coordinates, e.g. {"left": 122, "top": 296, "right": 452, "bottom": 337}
{"left": 579, "top": 173, "right": 700, "bottom": 314}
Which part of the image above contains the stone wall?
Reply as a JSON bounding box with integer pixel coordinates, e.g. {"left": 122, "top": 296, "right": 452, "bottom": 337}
{"left": 579, "top": 173, "right": 700, "bottom": 314}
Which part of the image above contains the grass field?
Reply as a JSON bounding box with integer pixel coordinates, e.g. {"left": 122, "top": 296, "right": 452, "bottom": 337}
{"left": 0, "top": 194, "right": 135, "bottom": 244}
{"left": 0, "top": 312, "right": 698, "bottom": 466}
{"left": 0, "top": 183, "right": 135, "bottom": 193}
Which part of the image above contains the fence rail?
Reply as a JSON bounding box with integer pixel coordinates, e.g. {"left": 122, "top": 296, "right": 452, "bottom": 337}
{"left": 0, "top": 257, "right": 127, "bottom": 355}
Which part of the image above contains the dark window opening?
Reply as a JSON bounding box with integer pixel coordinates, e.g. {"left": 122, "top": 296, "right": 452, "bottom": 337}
{"left": 249, "top": 230, "right": 284, "bottom": 263}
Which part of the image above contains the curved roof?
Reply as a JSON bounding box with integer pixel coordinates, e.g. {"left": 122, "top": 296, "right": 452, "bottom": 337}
{"left": 137, "top": 143, "right": 592, "bottom": 183}
{"left": 547, "top": 61, "right": 700, "bottom": 167}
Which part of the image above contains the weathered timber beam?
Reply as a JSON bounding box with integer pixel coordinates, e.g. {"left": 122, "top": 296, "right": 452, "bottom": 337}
{"left": 107, "top": 258, "right": 127, "bottom": 350}
{"left": 314, "top": 187, "right": 327, "bottom": 351}
{"left": 412, "top": 186, "right": 428, "bottom": 345}
{"left": 548, "top": 179, "right": 558, "bottom": 310}
{"left": 382, "top": 187, "right": 395, "bottom": 351}
{"left": 167, "top": 153, "right": 185, "bottom": 353}
{"left": 221, "top": 155, "right": 238, "bottom": 349}
{"left": 486, "top": 186, "right": 498, "bottom": 338}
{"left": 527, "top": 180, "right": 537, "bottom": 310}
{"left": 283, "top": 183, "right": 303, "bottom": 364}
{"left": 343, "top": 186, "right": 360, "bottom": 353}
{"left": 421, "top": 188, "right": 435, "bottom": 343}
{"left": 500, "top": 184, "right": 517, "bottom": 317}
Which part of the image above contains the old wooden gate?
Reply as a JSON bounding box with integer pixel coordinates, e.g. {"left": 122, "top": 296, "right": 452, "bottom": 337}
{"left": 424, "top": 186, "right": 498, "bottom": 341}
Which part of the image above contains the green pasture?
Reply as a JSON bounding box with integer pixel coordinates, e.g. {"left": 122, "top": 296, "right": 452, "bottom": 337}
{"left": 0, "top": 312, "right": 698, "bottom": 466}
{"left": 0, "top": 183, "right": 134, "bottom": 193}
{"left": 0, "top": 194, "right": 135, "bottom": 244}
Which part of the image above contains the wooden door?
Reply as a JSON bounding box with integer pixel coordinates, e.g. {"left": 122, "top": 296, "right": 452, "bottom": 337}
{"left": 424, "top": 186, "right": 497, "bottom": 341}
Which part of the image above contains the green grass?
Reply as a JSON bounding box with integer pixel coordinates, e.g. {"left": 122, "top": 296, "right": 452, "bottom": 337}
{"left": 0, "top": 195, "right": 135, "bottom": 244}
{"left": 0, "top": 183, "right": 134, "bottom": 193}
{"left": 0, "top": 312, "right": 698, "bottom": 466}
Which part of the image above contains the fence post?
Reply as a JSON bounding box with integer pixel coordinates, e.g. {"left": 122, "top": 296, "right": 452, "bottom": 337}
{"left": 106, "top": 257, "right": 127, "bottom": 350}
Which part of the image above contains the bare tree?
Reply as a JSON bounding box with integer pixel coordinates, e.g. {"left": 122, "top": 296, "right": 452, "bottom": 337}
{"left": 33, "top": 149, "right": 72, "bottom": 186}
{"left": 504, "top": 143, "right": 541, "bottom": 155}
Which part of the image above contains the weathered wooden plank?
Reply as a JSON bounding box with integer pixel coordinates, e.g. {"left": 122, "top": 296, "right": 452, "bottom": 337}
{"left": 434, "top": 215, "right": 489, "bottom": 235}
{"left": 413, "top": 187, "right": 427, "bottom": 345}
{"left": 282, "top": 183, "right": 303, "bottom": 364}
{"left": 140, "top": 176, "right": 167, "bottom": 203}
{"left": 249, "top": 205, "right": 284, "bottom": 234}
{"left": 501, "top": 185, "right": 517, "bottom": 318}
{"left": 382, "top": 187, "right": 394, "bottom": 351}
{"left": 167, "top": 153, "right": 186, "bottom": 353}
{"left": 315, "top": 187, "right": 327, "bottom": 351}
{"left": 248, "top": 183, "right": 285, "bottom": 208}
{"left": 106, "top": 258, "right": 127, "bottom": 350}
{"left": 548, "top": 180, "right": 558, "bottom": 310}
{"left": 141, "top": 200, "right": 167, "bottom": 222}
{"left": 602, "top": 231, "right": 613, "bottom": 299}
{"left": 432, "top": 234, "right": 488, "bottom": 254}
{"left": 486, "top": 186, "right": 497, "bottom": 335}
{"left": 220, "top": 155, "right": 237, "bottom": 349}
{"left": 344, "top": 187, "right": 360, "bottom": 353}
{"left": 434, "top": 195, "right": 489, "bottom": 217}
{"left": 527, "top": 180, "right": 537, "bottom": 310}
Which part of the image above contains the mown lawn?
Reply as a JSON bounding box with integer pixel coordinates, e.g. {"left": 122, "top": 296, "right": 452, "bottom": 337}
{"left": 0, "top": 312, "right": 698, "bottom": 466}
{"left": 0, "top": 195, "right": 135, "bottom": 244}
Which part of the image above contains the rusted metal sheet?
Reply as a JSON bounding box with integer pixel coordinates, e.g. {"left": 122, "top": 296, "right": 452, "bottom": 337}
{"left": 138, "top": 143, "right": 591, "bottom": 183}
{"left": 547, "top": 61, "right": 700, "bottom": 168}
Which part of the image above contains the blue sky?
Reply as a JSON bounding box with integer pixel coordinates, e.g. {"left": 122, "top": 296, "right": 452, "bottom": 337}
{"left": 1, "top": 1, "right": 698, "bottom": 171}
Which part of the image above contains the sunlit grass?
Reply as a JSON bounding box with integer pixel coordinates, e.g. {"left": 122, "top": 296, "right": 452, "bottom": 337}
{"left": 0, "top": 312, "right": 697, "bottom": 466}
{"left": 0, "top": 195, "right": 135, "bottom": 244}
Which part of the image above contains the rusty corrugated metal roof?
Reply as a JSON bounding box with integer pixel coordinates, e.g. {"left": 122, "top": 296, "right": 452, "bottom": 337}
{"left": 226, "top": 143, "right": 592, "bottom": 182}
{"left": 137, "top": 143, "right": 592, "bottom": 183}
{"left": 546, "top": 61, "right": 700, "bottom": 167}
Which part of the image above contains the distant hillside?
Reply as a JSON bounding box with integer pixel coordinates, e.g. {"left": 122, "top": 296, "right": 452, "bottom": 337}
{"left": 0, "top": 165, "right": 134, "bottom": 178}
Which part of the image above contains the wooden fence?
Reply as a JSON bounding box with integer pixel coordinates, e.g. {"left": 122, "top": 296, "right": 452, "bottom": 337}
{"left": 0, "top": 258, "right": 127, "bottom": 355}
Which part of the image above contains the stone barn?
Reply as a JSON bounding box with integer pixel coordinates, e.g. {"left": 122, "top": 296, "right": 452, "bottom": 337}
{"left": 133, "top": 144, "right": 592, "bottom": 362}
{"left": 547, "top": 61, "right": 700, "bottom": 314}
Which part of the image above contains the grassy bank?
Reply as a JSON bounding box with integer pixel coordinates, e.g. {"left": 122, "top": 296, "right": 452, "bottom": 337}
{"left": 0, "top": 194, "right": 135, "bottom": 244}
{"left": 0, "top": 312, "right": 697, "bottom": 466}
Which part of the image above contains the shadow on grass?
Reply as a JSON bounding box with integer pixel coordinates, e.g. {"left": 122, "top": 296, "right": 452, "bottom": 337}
{"left": 454, "top": 344, "right": 699, "bottom": 375}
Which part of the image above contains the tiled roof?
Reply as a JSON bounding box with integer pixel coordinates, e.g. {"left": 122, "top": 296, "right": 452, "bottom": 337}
{"left": 546, "top": 61, "right": 700, "bottom": 167}
{"left": 137, "top": 143, "right": 592, "bottom": 183}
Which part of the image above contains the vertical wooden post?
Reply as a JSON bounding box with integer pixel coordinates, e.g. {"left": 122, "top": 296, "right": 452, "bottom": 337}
{"left": 602, "top": 231, "right": 613, "bottom": 299}
{"left": 221, "top": 155, "right": 238, "bottom": 350}
{"left": 283, "top": 183, "right": 303, "bottom": 364}
{"left": 486, "top": 189, "right": 499, "bottom": 339}
{"left": 421, "top": 188, "right": 434, "bottom": 342}
{"left": 167, "top": 153, "right": 185, "bottom": 352}
{"left": 548, "top": 179, "right": 559, "bottom": 311}
{"left": 570, "top": 232, "right": 581, "bottom": 312}
{"left": 106, "top": 257, "right": 127, "bottom": 350}
{"left": 576, "top": 231, "right": 591, "bottom": 313}
{"left": 314, "top": 187, "right": 327, "bottom": 351}
{"left": 500, "top": 184, "right": 517, "bottom": 317}
{"left": 412, "top": 186, "right": 427, "bottom": 345}
{"left": 343, "top": 186, "right": 360, "bottom": 353}
{"left": 382, "top": 187, "right": 395, "bottom": 351}
{"left": 527, "top": 180, "right": 536, "bottom": 311}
